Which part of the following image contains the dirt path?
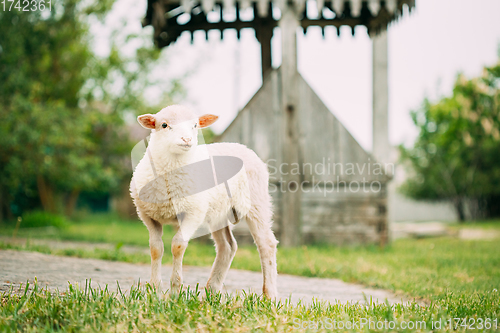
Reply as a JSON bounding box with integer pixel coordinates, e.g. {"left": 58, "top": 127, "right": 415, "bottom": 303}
{"left": 0, "top": 250, "right": 406, "bottom": 305}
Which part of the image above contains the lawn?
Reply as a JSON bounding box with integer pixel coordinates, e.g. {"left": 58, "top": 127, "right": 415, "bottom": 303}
{"left": 1, "top": 213, "right": 499, "bottom": 331}
{"left": 0, "top": 281, "right": 475, "bottom": 332}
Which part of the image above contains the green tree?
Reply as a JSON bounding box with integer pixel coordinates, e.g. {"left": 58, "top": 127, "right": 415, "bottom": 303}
{"left": 0, "top": 0, "right": 182, "bottom": 219}
{"left": 399, "top": 62, "right": 500, "bottom": 221}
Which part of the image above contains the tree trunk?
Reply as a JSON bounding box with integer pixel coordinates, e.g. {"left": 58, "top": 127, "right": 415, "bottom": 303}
{"left": 467, "top": 198, "right": 482, "bottom": 221}
{"left": 37, "top": 175, "right": 56, "bottom": 213}
{"left": 454, "top": 198, "right": 466, "bottom": 223}
{"left": 65, "top": 189, "right": 80, "bottom": 217}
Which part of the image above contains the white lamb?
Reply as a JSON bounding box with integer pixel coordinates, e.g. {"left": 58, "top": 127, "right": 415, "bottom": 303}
{"left": 130, "top": 104, "right": 278, "bottom": 298}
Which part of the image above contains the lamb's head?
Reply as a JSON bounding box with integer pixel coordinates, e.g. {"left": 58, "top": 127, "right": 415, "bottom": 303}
{"left": 137, "top": 105, "right": 218, "bottom": 155}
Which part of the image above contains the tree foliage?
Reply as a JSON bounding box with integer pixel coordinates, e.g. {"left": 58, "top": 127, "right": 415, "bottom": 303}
{"left": 0, "top": 0, "right": 182, "bottom": 218}
{"left": 399, "top": 62, "right": 500, "bottom": 221}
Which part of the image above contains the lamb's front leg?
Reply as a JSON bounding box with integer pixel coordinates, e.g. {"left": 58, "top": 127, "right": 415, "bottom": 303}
{"left": 170, "top": 231, "right": 188, "bottom": 294}
{"left": 170, "top": 214, "right": 204, "bottom": 294}
{"left": 141, "top": 214, "right": 164, "bottom": 293}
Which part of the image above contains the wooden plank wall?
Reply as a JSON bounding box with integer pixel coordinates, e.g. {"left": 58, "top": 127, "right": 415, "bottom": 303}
{"left": 232, "top": 184, "right": 387, "bottom": 246}
{"left": 219, "top": 69, "right": 389, "bottom": 245}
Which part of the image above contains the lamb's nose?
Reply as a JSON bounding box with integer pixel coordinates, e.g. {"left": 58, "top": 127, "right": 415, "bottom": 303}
{"left": 181, "top": 137, "right": 192, "bottom": 143}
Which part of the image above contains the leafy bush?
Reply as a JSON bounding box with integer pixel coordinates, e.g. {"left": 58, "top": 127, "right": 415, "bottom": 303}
{"left": 20, "top": 211, "right": 69, "bottom": 229}
{"left": 399, "top": 61, "right": 500, "bottom": 220}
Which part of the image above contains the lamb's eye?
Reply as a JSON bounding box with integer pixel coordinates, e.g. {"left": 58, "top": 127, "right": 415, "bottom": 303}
{"left": 162, "top": 123, "right": 168, "bottom": 129}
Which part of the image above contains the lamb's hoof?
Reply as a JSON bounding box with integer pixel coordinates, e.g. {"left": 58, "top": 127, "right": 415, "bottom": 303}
{"left": 148, "top": 280, "right": 163, "bottom": 295}
{"left": 203, "top": 284, "right": 224, "bottom": 300}
{"left": 263, "top": 287, "right": 278, "bottom": 300}
{"left": 169, "top": 284, "right": 183, "bottom": 298}
{"left": 205, "top": 283, "right": 222, "bottom": 294}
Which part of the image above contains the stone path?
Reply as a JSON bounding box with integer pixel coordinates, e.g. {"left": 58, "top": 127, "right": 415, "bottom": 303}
{"left": 390, "top": 221, "right": 500, "bottom": 240}
{"left": 0, "top": 250, "right": 406, "bottom": 305}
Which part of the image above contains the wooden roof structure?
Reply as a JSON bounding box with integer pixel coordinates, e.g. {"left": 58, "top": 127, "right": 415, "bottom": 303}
{"left": 143, "top": 0, "right": 415, "bottom": 47}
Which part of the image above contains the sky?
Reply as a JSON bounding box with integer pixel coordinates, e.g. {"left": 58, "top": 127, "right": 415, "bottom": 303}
{"left": 94, "top": 0, "right": 500, "bottom": 152}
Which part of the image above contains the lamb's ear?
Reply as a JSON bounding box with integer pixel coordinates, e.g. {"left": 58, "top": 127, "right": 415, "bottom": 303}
{"left": 137, "top": 114, "right": 156, "bottom": 129}
{"left": 199, "top": 114, "right": 218, "bottom": 128}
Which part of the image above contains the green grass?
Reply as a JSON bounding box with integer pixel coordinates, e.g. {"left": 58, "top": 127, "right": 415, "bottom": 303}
{"left": 1, "top": 213, "right": 159, "bottom": 246}
{"left": 1, "top": 214, "right": 499, "bottom": 331}
{"left": 2, "top": 281, "right": 496, "bottom": 332}
{"left": 448, "top": 220, "right": 500, "bottom": 230}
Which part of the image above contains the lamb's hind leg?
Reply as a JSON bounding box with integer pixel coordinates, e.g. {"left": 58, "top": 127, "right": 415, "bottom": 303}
{"left": 245, "top": 207, "right": 278, "bottom": 299}
{"left": 207, "top": 226, "right": 238, "bottom": 293}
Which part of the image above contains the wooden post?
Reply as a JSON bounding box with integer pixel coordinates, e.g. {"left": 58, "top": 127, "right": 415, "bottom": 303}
{"left": 279, "top": 4, "right": 302, "bottom": 247}
{"left": 372, "top": 29, "right": 389, "bottom": 163}
{"left": 372, "top": 29, "right": 389, "bottom": 248}
{"left": 259, "top": 28, "right": 273, "bottom": 79}
{"left": 255, "top": 2, "right": 274, "bottom": 80}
